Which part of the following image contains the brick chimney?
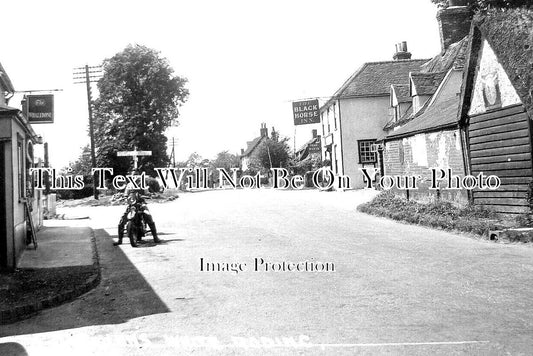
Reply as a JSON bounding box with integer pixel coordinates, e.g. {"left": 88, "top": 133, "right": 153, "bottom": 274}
{"left": 259, "top": 123, "right": 268, "bottom": 137}
{"left": 436, "top": 1, "right": 473, "bottom": 52}
{"left": 393, "top": 41, "right": 412, "bottom": 60}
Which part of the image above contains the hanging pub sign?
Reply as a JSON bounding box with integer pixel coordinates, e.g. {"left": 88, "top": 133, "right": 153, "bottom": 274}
{"left": 308, "top": 140, "right": 321, "bottom": 154}
{"left": 27, "top": 95, "right": 54, "bottom": 124}
{"left": 293, "top": 99, "right": 320, "bottom": 125}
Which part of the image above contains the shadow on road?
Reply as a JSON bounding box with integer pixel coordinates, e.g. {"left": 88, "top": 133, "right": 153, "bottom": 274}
{"left": 0, "top": 228, "right": 170, "bottom": 337}
{"left": 0, "top": 342, "right": 28, "bottom": 356}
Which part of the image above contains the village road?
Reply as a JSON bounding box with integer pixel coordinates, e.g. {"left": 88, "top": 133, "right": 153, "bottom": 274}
{"left": 1, "top": 189, "right": 533, "bottom": 355}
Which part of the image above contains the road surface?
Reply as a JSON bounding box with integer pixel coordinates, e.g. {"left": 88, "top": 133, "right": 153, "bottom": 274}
{"left": 1, "top": 189, "right": 533, "bottom": 355}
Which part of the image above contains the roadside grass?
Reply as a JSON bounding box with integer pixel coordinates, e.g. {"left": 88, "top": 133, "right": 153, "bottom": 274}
{"left": 357, "top": 190, "right": 510, "bottom": 237}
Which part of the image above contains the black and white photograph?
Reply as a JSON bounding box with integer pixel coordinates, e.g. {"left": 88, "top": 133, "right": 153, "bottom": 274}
{"left": 1, "top": 0, "right": 533, "bottom": 354}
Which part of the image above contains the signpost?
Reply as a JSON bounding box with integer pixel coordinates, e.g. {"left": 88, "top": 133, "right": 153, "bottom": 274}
{"left": 117, "top": 148, "right": 152, "bottom": 170}
{"left": 292, "top": 99, "right": 320, "bottom": 125}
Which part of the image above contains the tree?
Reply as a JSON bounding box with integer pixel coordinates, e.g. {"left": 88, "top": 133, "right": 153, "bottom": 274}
{"left": 184, "top": 152, "right": 203, "bottom": 167}
{"left": 93, "top": 44, "right": 189, "bottom": 176}
{"left": 431, "top": 0, "right": 531, "bottom": 10}
{"left": 252, "top": 137, "right": 292, "bottom": 171}
{"left": 70, "top": 145, "right": 92, "bottom": 176}
{"left": 212, "top": 151, "right": 240, "bottom": 171}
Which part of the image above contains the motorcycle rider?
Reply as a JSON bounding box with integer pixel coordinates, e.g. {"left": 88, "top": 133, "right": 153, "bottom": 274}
{"left": 115, "top": 170, "right": 161, "bottom": 246}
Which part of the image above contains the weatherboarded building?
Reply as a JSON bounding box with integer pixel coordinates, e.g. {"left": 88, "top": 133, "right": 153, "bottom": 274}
{"left": 459, "top": 8, "right": 533, "bottom": 214}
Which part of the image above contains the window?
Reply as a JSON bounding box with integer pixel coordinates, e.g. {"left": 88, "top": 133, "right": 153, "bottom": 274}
{"left": 358, "top": 140, "right": 377, "bottom": 164}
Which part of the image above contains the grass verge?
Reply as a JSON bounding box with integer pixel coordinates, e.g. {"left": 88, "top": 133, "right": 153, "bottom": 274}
{"left": 357, "top": 190, "right": 509, "bottom": 236}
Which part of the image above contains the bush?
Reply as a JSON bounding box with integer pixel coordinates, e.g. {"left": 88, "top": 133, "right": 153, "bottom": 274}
{"left": 145, "top": 176, "right": 161, "bottom": 193}
{"left": 53, "top": 184, "right": 94, "bottom": 200}
{"left": 358, "top": 191, "right": 499, "bottom": 237}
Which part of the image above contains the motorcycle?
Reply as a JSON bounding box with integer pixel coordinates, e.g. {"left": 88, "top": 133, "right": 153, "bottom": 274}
{"left": 124, "top": 195, "right": 148, "bottom": 247}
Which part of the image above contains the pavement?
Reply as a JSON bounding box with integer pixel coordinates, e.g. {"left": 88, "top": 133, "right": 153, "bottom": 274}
{"left": 18, "top": 223, "right": 94, "bottom": 269}
{"left": 2, "top": 189, "right": 533, "bottom": 355}
{"left": 0, "top": 221, "right": 100, "bottom": 324}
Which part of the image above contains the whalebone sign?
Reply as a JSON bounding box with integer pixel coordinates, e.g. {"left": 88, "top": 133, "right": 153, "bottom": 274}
{"left": 293, "top": 99, "right": 320, "bottom": 125}
{"left": 27, "top": 95, "right": 54, "bottom": 124}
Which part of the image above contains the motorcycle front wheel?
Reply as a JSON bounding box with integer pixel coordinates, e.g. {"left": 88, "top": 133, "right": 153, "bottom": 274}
{"left": 126, "top": 221, "right": 138, "bottom": 247}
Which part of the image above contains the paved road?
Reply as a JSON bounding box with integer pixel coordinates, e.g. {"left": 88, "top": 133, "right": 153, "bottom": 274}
{"left": 2, "top": 189, "right": 533, "bottom": 355}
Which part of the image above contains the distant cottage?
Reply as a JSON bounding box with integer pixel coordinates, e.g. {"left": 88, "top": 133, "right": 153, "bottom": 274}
{"left": 240, "top": 123, "right": 270, "bottom": 172}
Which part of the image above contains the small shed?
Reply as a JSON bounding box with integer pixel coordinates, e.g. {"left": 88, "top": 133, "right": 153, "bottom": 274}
{"left": 459, "top": 8, "right": 533, "bottom": 214}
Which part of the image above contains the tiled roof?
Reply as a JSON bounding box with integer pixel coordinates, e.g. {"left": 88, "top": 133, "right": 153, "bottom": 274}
{"left": 391, "top": 84, "right": 411, "bottom": 103}
{"left": 421, "top": 36, "right": 469, "bottom": 73}
{"left": 241, "top": 136, "right": 266, "bottom": 157}
{"left": 385, "top": 83, "right": 459, "bottom": 140}
{"left": 383, "top": 31, "right": 470, "bottom": 138}
{"left": 0, "top": 104, "right": 18, "bottom": 113}
{"left": 338, "top": 59, "right": 429, "bottom": 98}
{"left": 383, "top": 104, "right": 414, "bottom": 131}
{"left": 410, "top": 71, "right": 447, "bottom": 96}
{"left": 0, "top": 61, "right": 15, "bottom": 93}
{"left": 296, "top": 136, "right": 320, "bottom": 155}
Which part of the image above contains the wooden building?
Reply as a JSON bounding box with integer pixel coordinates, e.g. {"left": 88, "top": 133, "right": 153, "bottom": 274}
{"left": 459, "top": 8, "right": 533, "bottom": 214}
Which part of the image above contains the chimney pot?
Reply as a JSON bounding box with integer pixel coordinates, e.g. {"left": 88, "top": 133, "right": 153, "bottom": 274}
{"left": 260, "top": 123, "right": 268, "bottom": 137}
{"left": 393, "top": 41, "right": 412, "bottom": 60}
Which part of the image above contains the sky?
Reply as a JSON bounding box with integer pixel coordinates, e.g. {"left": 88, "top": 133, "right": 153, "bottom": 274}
{"left": 1, "top": 0, "right": 441, "bottom": 168}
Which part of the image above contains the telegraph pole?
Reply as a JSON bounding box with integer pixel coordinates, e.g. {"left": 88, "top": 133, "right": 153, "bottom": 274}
{"left": 73, "top": 65, "right": 102, "bottom": 199}
{"left": 171, "top": 137, "right": 176, "bottom": 168}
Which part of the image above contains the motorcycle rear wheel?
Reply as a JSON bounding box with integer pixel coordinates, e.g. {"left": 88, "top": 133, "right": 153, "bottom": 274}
{"left": 126, "top": 222, "right": 138, "bottom": 247}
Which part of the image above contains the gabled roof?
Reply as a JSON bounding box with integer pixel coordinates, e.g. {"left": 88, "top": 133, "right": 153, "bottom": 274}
{"left": 383, "top": 103, "right": 413, "bottom": 132}
{"left": 0, "top": 104, "right": 19, "bottom": 113}
{"left": 383, "top": 33, "right": 471, "bottom": 136}
{"left": 410, "top": 71, "right": 447, "bottom": 96}
{"left": 338, "top": 59, "right": 429, "bottom": 98}
{"left": 385, "top": 91, "right": 459, "bottom": 140}
{"left": 421, "top": 36, "right": 469, "bottom": 73}
{"left": 321, "top": 59, "right": 430, "bottom": 112}
{"left": 391, "top": 84, "right": 411, "bottom": 104}
{"left": 296, "top": 136, "right": 320, "bottom": 155}
{"left": 459, "top": 7, "right": 533, "bottom": 122}
{"left": 0, "top": 61, "right": 15, "bottom": 93}
{"left": 241, "top": 136, "right": 267, "bottom": 157}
